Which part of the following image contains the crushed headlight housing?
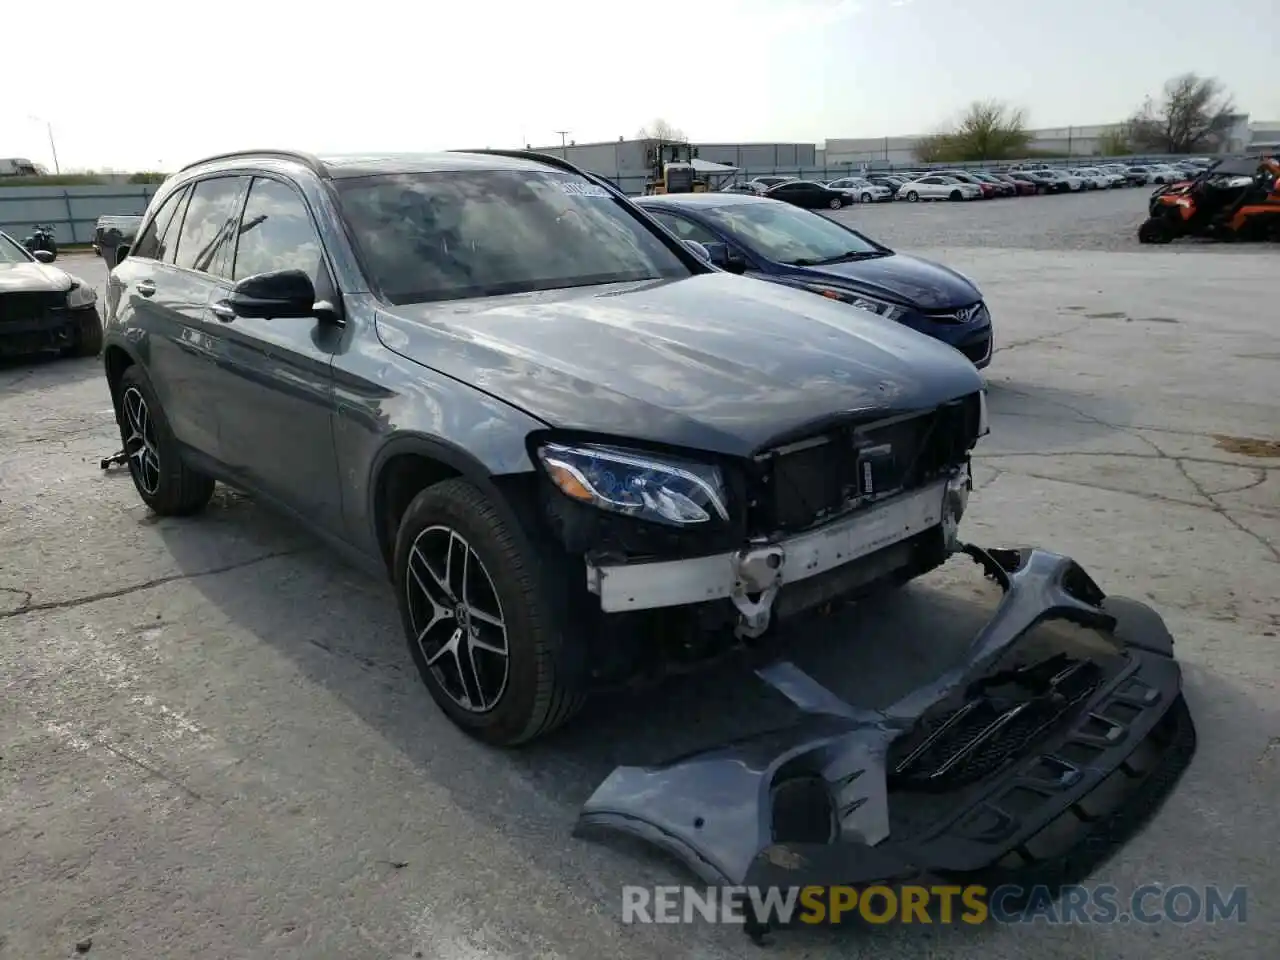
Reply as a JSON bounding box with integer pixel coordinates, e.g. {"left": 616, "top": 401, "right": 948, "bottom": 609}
{"left": 66, "top": 278, "right": 97, "bottom": 309}
{"left": 804, "top": 286, "right": 908, "bottom": 322}
{"left": 537, "top": 442, "right": 729, "bottom": 527}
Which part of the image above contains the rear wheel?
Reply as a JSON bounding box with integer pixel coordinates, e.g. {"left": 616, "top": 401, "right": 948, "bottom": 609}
{"left": 115, "top": 365, "right": 216, "bottom": 515}
{"left": 394, "top": 478, "right": 585, "bottom": 746}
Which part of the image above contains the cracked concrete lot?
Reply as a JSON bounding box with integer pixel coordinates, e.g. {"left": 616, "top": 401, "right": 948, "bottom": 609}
{"left": 2, "top": 246, "right": 1278, "bottom": 959}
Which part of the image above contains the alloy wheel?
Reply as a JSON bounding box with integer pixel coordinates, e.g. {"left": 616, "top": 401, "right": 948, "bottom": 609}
{"left": 405, "top": 525, "right": 510, "bottom": 713}
{"left": 121, "top": 386, "right": 160, "bottom": 495}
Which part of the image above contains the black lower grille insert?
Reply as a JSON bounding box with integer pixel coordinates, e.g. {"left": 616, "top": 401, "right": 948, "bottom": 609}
{"left": 890, "top": 654, "right": 1104, "bottom": 790}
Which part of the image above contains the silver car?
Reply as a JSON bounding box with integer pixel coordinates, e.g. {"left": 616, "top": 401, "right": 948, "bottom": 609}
{"left": 899, "top": 175, "right": 983, "bottom": 201}
{"left": 826, "top": 177, "right": 893, "bottom": 203}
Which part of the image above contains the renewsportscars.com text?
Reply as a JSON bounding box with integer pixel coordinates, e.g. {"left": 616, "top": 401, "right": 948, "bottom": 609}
{"left": 622, "top": 883, "right": 1248, "bottom": 926}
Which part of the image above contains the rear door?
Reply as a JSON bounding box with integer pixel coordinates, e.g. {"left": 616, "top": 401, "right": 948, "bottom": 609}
{"left": 212, "top": 174, "right": 344, "bottom": 531}
{"left": 157, "top": 175, "right": 251, "bottom": 461}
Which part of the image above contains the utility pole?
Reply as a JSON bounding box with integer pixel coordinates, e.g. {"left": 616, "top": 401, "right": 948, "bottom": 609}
{"left": 28, "top": 114, "right": 60, "bottom": 174}
{"left": 554, "top": 130, "right": 570, "bottom": 158}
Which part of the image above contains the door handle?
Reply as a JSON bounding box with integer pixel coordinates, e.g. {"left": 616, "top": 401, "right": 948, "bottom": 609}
{"left": 210, "top": 301, "right": 236, "bottom": 322}
{"left": 136, "top": 280, "right": 156, "bottom": 297}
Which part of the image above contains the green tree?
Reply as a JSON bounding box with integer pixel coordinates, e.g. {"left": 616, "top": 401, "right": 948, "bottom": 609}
{"left": 913, "top": 101, "right": 1032, "bottom": 162}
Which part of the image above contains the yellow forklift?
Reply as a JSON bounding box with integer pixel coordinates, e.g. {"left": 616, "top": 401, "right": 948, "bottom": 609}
{"left": 643, "top": 142, "right": 710, "bottom": 195}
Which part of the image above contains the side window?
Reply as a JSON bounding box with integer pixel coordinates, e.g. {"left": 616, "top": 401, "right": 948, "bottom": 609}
{"left": 156, "top": 187, "right": 192, "bottom": 264}
{"left": 131, "top": 186, "right": 188, "bottom": 261}
{"left": 231, "top": 177, "right": 324, "bottom": 283}
{"left": 649, "top": 212, "right": 718, "bottom": 245}
{"left": 173, "top": 176, "right": 248, "bottom": 276}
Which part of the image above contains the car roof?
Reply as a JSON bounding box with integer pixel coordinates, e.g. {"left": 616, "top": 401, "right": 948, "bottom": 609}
{"left": 635, "top": 193, "right": 775, "bottom": 209}
{"left": 178, "top": 149, "right": 579, "bottom": 181}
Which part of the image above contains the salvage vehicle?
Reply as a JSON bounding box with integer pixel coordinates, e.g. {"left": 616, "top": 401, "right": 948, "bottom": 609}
{"left": 103, "top": 148, "right": 990, "bottom": 745}
{"left": 92, "top": 214, "right": 142, "bottom": 259}
{"left": 1139, "top": 155, "right": 1280, "bottom": 243}
{"left": 993, "top": 172, "right": 1038, "bottom": 195}
{"left": 763, "top": 179, "right": 850, "bottom": 209}
{"left": 825, "top": 176, "right": 893, "bottom": 203}
{"left": 636, "top": 192, "right": 994, "bottom": 367}
{"left": 945, "top": 171, "right": 998, "bottom": 198}
{"left": 101, "top": 151, "right": 1197, "bottom": 906}
{"left": 0, "top": 229, "right": 102, "bottom": 357}
{"left": 899, "top": 175, "right": 982, "bottom": 202}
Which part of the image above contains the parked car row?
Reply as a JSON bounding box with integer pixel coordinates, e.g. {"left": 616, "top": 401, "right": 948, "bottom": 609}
{"left": 720, "top": 158, "right": 1212, "bottom": 204}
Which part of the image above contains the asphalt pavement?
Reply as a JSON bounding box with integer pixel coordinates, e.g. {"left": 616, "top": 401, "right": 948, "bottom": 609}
{"left": 2, "top": 214, "right": 1278, "bottom": 959}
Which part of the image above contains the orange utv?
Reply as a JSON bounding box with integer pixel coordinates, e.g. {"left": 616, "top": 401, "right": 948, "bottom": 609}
{"left": 1138, "top": 156, "right": 1280, "bottom": 243}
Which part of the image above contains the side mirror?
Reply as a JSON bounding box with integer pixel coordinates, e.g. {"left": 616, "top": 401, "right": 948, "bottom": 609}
{"left": 702, "top": 242, "right": 748, "bottom": 274}
{"left": 683, "top": 240, "right": 711, "bottom": 262}
{"left": 224, "top": 269, "right": 319, "bottom": 319}
{"left": 33, "top": 249, "right": 55, "bottom": 264}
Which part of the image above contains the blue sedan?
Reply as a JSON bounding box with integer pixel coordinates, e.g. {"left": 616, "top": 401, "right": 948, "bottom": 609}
{"left": 634, "top": 193, "right": 993, "bottom": 368}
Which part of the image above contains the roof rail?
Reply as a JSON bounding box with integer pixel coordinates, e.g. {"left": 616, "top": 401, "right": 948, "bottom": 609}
{"left": 451, "top": 148, "right": 590, "bottom": 177}
{"left": 178, "top": 149, "right": 328, "bottom": 177}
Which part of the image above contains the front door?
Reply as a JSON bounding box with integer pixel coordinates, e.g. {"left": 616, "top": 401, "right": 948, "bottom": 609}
{"left": 212, "top": 175, "right": 344, "bottom": 532}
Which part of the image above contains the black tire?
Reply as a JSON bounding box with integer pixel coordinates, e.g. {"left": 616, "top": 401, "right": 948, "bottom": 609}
{"left": 114, "top": 365, "right": 216, "bottom": 515}
{"left": 906, "top": 190, "right": 919, "bottom": 202}
{"left": 861, "top": 192, "right": 872, "bottom": 204}
{"left": 828, "top": 197, "right": 843, "bottom": 209}
{"left": 950, "top": 190, "right": 962, "bottom": 201}
{"left": 394, "top": 478, "right": 585, "bottom": 746}
{"left": 1137, "top": 217, "right": 1174, "bottom": 244}
{"left": 71, "top": 307, "right": 103, "bottom": 358}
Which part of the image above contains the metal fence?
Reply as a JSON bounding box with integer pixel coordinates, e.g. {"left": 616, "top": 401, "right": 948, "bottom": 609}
{"left": 0, "top": 184, "right": 157, "bottom": 246}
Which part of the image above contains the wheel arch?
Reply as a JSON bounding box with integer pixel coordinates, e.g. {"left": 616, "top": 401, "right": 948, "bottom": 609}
{"left": 102, "top": 342, "right": 139, "bottom": 407}
{"left": 369, "top": 432, "right": 533, "bottom": 572}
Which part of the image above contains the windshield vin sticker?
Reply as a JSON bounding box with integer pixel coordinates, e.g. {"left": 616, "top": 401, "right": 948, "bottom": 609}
{"left": 553, "top": 180, "right": 611, "bottom": 198}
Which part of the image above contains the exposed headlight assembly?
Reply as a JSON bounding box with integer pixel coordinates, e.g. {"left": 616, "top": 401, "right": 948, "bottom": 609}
{"left": 805, "top": 285, "right": 908, "bottom": 322}
{"left": 538, "top": 442, "right": 729, "bottom": 527}
{"left": 66, "top": 278, "right": 97, "bottom": 309}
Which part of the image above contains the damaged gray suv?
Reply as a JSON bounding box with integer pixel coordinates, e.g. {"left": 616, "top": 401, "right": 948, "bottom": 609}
{"left": 102, "top": 149, "right": 988, "bottom": 745}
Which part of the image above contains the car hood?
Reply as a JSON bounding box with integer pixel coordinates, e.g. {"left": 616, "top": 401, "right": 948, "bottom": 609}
{"left": 374, "top": 273, "right": 983, "bottom": 457}
{"left": 791, "top": 253, "right": 979, "bottom": 310}
{"left": 0, "top": 261, "right": 71, "bottom": 293}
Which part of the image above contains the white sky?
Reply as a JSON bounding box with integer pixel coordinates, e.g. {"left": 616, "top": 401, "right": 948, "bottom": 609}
{"left": 2, "top": 0, "right": 1276, "bottom": 172}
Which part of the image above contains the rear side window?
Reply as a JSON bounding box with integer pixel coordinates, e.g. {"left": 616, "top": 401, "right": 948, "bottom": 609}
{"left": 173, "top": 176, "right": 248, "bottom": 276}
{"left": 131, "top": 186, "right": 188, "bottom": 261}
{"left": 232, "top": 177, "right": 324, "bottom": 282}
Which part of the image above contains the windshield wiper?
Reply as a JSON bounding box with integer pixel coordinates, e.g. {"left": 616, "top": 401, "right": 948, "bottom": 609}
{"left": 792, "top": 250, "right": 885, "bottom": 266}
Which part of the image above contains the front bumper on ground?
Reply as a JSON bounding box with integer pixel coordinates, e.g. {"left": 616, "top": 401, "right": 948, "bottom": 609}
{"left": 586, "top": 470, "right": 971, "bottom": 637}
{"left": 577, "top": 545, "right": 1195, "bottom": 909}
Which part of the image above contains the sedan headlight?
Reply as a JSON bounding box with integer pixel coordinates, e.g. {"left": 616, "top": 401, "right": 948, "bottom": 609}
{"left": 66, "top": 278, "right": 97, "bottom": 309}
{"left": 537, "top": 442, "right": 729, "bottom": 526}
{"left": 804, "top": 285, "right": 908, "bottom": 321}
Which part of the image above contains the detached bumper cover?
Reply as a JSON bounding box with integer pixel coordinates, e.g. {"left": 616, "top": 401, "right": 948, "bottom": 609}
{"left": 576, "top": 545, "right": 1195, "bottom": 890}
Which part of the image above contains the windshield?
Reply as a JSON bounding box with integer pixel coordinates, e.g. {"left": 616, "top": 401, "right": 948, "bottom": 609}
{"left": 0, "top": 232, "right": 33, "bottom": 264}
{"left": 700, "top": 201, "right": 885, "bottom": 265}
{"left": 335, "top": 170, "right": 690, "bottom": 305}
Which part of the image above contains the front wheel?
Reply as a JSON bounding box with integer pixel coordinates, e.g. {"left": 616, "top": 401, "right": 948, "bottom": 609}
{"left": 114, "top": 365, "right": 216, "bottom": 515}
{"left": 68, "top": 307, "right": 103, "bottom": 358}
{"left": 394, "top": 478, "right": 585, "bottom": 746}
{"left": 861, "top": 192, "right": 872, "bottom": 204}
{"left": 950, "top": 190, "right": 963, "bottom": 201}
{"left": 828, "top": 197, "right": 843, "bottom": 209}
{"left": 906, "top": 190, "right": 919, "bottom": 202}
{"left": 1137, "top": 217, "right": 1174, "bottom": 244}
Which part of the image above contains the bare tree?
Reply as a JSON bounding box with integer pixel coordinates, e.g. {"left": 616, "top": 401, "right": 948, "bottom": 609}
{"left": 1096, "top": 126, "right": 1133, "bottom": 157}
{"left": 637, "top": 118, "right": 688, "bottom": 142}
{"left": 1127, "top": 74, "right": 1236, "bottom": 154}
{"left": 913, "top": 101, "right": 1031, "bottom": 162}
